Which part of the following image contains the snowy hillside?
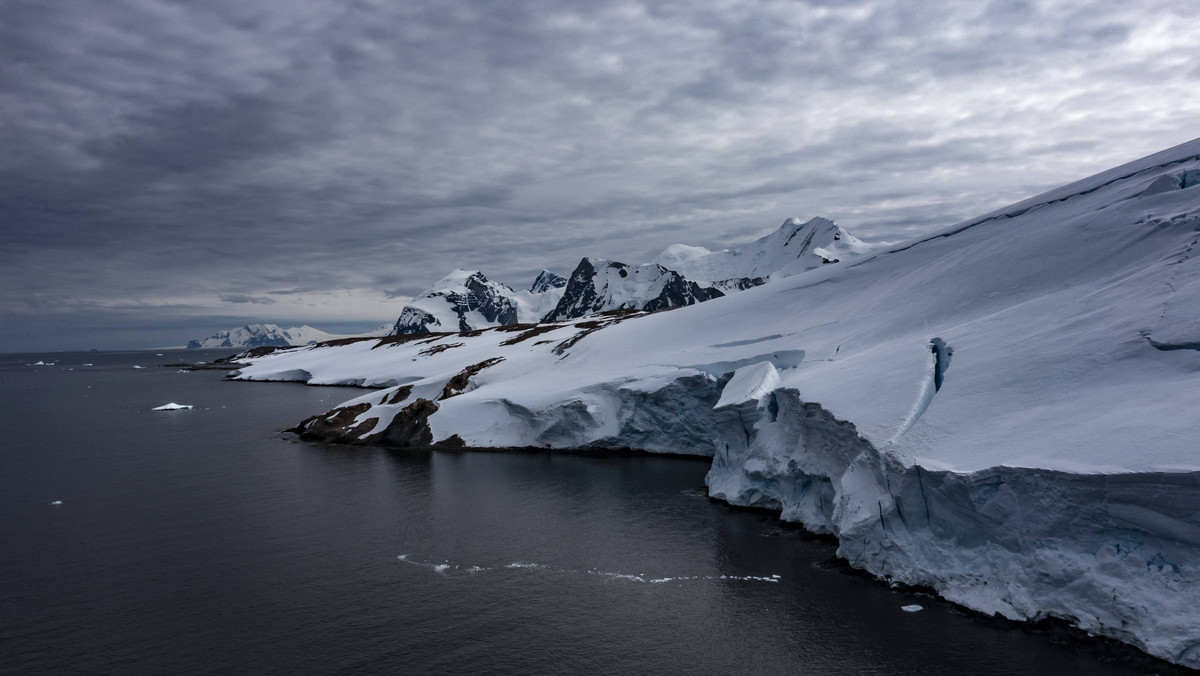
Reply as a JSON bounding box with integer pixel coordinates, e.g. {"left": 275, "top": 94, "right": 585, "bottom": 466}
{"left": 186, "top": 324, "right": 369, "bottom": 349}
{"left": 232, "top": 139, "right": 1200, "bottom": 667}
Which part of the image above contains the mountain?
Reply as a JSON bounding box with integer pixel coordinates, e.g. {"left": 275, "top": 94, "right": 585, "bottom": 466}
{"left": 391, "top": 269, "right": 567, "bottom": 335}
{"left": 233, "top": 138, "right": 1200, "bottom": 667}
{"left": 529, "top": 269, "right": 567, "bottom": 293}
{"left": 653, "top": 216, "right": 870, "bottom": 281}
{"left": 542, "top": 258, "right": 724, "bottom": 322}
{"left": 186, "top": 324, "right": 355, "bottom": 349}
{"left": 393, "top": 218, "right": 872, "bottom": 331}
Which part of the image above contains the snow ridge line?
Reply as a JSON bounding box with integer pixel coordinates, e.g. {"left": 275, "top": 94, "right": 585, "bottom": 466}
{"left": 852, "top": 151, "right": 1200, "bottom": 265}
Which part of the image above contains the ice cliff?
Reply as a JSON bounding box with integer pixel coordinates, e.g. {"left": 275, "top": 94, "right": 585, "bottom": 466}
{"left": 232, "top": 139, "right": 1200, "bottom": 667}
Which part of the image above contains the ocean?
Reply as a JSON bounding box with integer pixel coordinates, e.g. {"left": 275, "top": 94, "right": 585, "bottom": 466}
{"left": 0, "top": 350, "right": 1167, "bottom": 674}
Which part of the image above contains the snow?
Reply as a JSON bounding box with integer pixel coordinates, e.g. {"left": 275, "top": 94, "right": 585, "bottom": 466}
{"left": 152, "top": 403, "right": 193, "bottom": 410}
{"left": 233, "top": 138, "right": 1200, "bottom": 667}
{"left": 652, "top": 217, "right": 873, "bottom": 281}
{"left": 187, "top": 323, "right": 370, "bottom": 349}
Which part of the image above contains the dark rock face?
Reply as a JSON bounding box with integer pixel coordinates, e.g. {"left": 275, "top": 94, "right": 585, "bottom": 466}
{"left": 542, "top": 258, "right": 600, "bottom": 321}
{"left": 642, "top": 272, "right": 724, "bottom": 313}
{"left": 293, "top": 403, "right": 376, "bottom": 445}
{"left": 542, "top": 258, "right": 727, "bottom": 322}
{"left": 529, "top": 269, "right": 567, "bottom": 293}
{"left": 393, "top": 272, "right": 519, "bottom": 334}
{"left": 710, "top": 276, "right": 767, "bottom": 293}
{"left": 392, "top": 307, "right": 438, "bottom": 335}
{"left": 375, "top": 398, "right": 439, "bottom": 447}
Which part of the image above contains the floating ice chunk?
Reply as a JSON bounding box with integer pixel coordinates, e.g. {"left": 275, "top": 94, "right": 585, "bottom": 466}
{"left": 901, "top": 604, "right": 924, "bottom": 613}
{"left": 82, "top": 363, "right": 93, "bottom": 366}
{"left": 152, "top": 403, "right": 193, "bottom": 411}
{"left": 433, "top": 564, "right": 450, "bottom": 573}
{"left": 132, "top": 365, "right": 145, "bottom": 369}
{"left": 30, "top": 361, "right": 55, "bottom": 366}
{"left": 50, "top": 500, "right": 62, "bottom": 505}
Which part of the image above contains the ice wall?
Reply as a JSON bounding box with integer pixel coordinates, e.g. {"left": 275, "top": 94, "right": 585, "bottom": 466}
{"left": 706, "top": 365, "right": 1200, "bottom": 668}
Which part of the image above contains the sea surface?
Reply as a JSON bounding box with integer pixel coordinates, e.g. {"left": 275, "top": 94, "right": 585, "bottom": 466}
{"left": 0, "top": 350, "right": 1172, "bottom": 674}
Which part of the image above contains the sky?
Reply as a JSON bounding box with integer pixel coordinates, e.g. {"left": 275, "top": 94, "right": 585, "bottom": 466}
{"left": 2, "top": 0, "right": 1199, "bottom": 352}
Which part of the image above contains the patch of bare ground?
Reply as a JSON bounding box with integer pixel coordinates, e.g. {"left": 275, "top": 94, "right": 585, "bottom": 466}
{"left": 381, "top": 385, "right": 413, "bottom": 405}
{"left": 500, "top": 323, "right": 563, "bottom": 346}
{"left": 418, "top": 342, "right": 464, "bottom": 356}
{"left": 371, "top": 332, "right": 454, "bottom": 349}
{"left": 314, "top": 336, "right": 378, "bottom": 348}
{"left": 292, "top": 403, "right": 376, "bottom": 444}
{"left": 439, "top": 357, "right": 506, "bottom": 399}
{"left": 552, "top": 309, "right": 646, "bottom": 356}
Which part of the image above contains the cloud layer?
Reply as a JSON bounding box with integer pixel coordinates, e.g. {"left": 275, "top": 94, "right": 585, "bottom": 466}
{"left": 2, "top": 0, "right": 1199, "bottom": 350}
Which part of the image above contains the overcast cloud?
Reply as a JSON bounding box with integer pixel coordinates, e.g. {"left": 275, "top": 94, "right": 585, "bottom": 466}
{"left": 2, "top": 0, "right": 1198, "bottom": 351}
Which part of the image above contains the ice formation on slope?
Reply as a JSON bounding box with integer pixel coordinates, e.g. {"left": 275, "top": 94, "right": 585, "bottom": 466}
{"left": 233, "top": 139, "right": 1200, "bottom": 667}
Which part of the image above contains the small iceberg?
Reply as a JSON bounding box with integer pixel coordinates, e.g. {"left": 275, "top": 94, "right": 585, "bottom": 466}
{"left": 31, "top": 361, "right": 55, "bottom": 366}
{"left": 152, "top": 403, "right": 193, "bottom": 411}
{"left": 50, "top": 500, "right": 63, "bottom": 506}
{"left": 901, "top": 604, "right": 924, "bottom": 613}
{"left": 132, "top": 365, "right": 145, "bottom": 369}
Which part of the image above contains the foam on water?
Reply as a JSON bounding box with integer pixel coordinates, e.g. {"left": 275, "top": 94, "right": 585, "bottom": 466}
{"left": 398, "top": 554, "right": 781, "bottom": 585}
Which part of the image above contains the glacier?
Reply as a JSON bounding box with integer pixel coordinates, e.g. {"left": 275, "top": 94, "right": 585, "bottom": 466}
{"left": 231, "top": 138, "right": 1200, "bottom": 667}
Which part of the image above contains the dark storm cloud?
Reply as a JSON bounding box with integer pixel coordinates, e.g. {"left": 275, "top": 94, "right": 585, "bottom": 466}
{"left": 2, "top": 0, "right": 1198, "bottom": 351}
{"left": 220, "top": 294, "right": 276, "bottom": 305}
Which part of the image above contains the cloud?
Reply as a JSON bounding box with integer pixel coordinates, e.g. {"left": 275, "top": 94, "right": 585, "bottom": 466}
{"left": 220, "top": 294, "right": 277, "bottom": 305}
{"left": 2, "top": 0, "right": 1199, "bottom": 350}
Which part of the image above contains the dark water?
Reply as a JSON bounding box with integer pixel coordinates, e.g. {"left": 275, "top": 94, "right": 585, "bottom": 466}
{"left": 0, "top": 350, "right": 1166, "bottom": 674}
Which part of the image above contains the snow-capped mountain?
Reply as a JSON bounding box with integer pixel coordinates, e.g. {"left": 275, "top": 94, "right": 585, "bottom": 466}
{"left": 393, "top": 218, "right": 871, "bottom": 331}
{"left": 653, "top": 216, "right": 870, "bottom": 281}
{"left": 542, "top": 258, "right": 723, "bottom": 322}
{"left": 187, "top": 324, "right": 354, "bottom": 349}
{"left": 391, "top": 269, "right": 567, "bottom": 335}
{"left": 233, "top": 138, "right": 1200, "bottom": 667}
{"left": 529, "top": 269, "right": 567, "bottom": 294}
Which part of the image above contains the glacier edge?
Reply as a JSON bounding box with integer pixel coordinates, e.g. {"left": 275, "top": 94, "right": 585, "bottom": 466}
{"left": 706, "top": 377, "right": 1200, "bottom": 669}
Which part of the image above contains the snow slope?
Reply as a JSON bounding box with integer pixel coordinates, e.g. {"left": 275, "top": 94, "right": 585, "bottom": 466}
{"left": 233, "top": 139, "right": 1200, "bottom": 667}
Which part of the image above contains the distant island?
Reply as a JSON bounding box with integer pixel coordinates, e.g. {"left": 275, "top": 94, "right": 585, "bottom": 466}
{"left": 187, "top": 323, "right": 385, "bottom": 349}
